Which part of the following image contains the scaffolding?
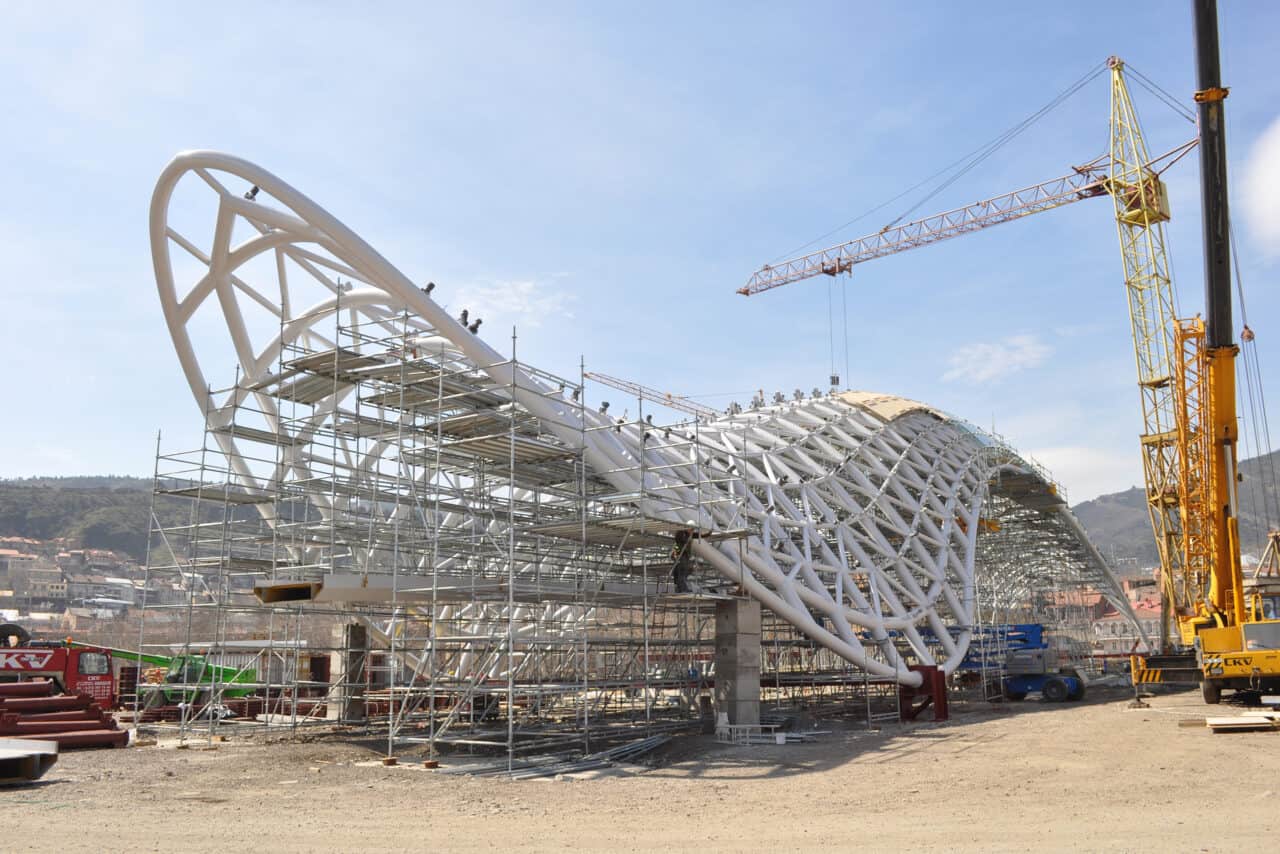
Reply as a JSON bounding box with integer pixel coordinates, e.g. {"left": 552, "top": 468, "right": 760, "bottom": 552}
{"left": 132, "top": 322, "right": 1141, "bottom": 759}
{"left": 135, "top": 150, "right": 1150, "bottom": 762}
{"left": 133, "top": 308, "right": 916, "bottom": 760}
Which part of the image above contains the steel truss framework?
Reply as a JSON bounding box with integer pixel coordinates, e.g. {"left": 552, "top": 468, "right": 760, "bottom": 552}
{"left": 142, "top": 152, "right": 1143, "bottom": 748}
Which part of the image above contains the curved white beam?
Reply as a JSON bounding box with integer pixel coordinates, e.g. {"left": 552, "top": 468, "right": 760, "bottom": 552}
{"left": 150, "top": 150, "right": 1141, "bottom": 687}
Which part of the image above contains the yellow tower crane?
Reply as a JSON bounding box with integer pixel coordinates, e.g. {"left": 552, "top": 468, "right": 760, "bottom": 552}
{"left": 739, "top": 0, "right": 1278, "bottom": 703}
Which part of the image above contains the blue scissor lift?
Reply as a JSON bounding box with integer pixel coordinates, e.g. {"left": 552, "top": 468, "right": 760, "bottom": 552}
{"left": 958, "top": 623, "right": 1086, "bottom": 702}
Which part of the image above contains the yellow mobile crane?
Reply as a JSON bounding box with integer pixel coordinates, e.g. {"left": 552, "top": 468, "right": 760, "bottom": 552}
{"left": 739, "top": 0, "right": 1278, "bottom": 703}
{"left": 1150, "top": 0, "right": 1280, "bottom": 703}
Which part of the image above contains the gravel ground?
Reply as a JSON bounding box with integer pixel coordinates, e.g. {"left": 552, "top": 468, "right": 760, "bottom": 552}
{"left": 4, "top": 688, "right": 1275, "bottom": 852}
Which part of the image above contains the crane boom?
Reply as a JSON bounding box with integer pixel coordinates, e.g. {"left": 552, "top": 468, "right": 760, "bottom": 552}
{"left": 739, "top": 163, "right": 1110, "bottom": 296}
{"left": 1192, "top": 0, "right": 1244, "bottom": 632}
{"left": 583, "top": 371, "right": 718, "bottom": 419}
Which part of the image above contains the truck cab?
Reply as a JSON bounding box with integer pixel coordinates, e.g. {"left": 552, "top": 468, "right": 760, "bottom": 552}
{"left": 0, "top": 642, "right": 116, "bottom": 707}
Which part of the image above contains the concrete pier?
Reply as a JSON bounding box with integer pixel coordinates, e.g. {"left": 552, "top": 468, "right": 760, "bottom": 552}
{"left": 328, "top": 622, "right": 368, "bottom": 723}
{"left": 714, "top": 598, "right": 761, "bottom": 725}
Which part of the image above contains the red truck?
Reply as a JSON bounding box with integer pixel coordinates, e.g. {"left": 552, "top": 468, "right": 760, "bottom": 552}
{"left": 0, "top": 624, "right": 115, "bottom": 707}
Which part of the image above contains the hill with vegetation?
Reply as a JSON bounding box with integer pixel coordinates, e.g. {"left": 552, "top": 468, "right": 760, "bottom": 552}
{"left": 1071, "top": 449, "right": 1280, "bottom": 568}
{"left": 4, "top": 450, "right": 1278, "bottom": 568}
{"left": 0, "top": 476, "right": 155, "bottom": 560}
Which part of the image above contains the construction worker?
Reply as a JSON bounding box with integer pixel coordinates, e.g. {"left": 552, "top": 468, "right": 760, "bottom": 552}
{"left": 671, "top": 529, "right": 697, "bottom": 593}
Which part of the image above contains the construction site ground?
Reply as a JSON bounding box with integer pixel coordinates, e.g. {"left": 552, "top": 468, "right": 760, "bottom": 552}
{"left": 5, "top": 687, "right": 1274, "bottom": 852}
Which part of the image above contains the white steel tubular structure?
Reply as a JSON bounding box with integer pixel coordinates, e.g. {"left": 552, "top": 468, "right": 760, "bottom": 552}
{"left": 150, "top": 151, "right": 1141, "bottom": 690}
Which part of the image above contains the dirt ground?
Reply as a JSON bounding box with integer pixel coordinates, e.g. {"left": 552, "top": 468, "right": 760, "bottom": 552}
{"left": 4, "top": 687, "right": 1276, "bottom": 852}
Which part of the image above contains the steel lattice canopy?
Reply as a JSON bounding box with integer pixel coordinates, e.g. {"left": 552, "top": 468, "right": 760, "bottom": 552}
{"left": 150, "top": 150, "right": 1145, "bottom": 688}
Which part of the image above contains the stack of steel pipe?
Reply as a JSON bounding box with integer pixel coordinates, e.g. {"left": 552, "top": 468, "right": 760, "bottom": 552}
{"left": 0, "top": 680, "right": 128, "bottom": 749}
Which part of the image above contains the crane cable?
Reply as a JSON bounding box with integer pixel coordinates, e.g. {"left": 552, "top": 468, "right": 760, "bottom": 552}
{"left": 827, "top": 277, "right": 837, "bottom": 386}
{"left": 1230, "top": 224, "right": 1280, "bottom": 531}
{"left": 825, "top": 277, "right": 852, "bottom": 391}
{"left": 881, "top": 61, "right": 1109, "bottom": 231}
{"left": 768, "top": 58, "right": 1208, "bottom": 421}
{"left": 842, "top": 278, "right": 851, "bottom": 390}
{"left": 790, "top": 58, "right": 1110, "bottom": 392}
{"left": 1124, "top": 64, "right": 1198, "bottom": 124}
{"left": 766, "top": 59, "right": 1110, "bottom": 265}
{"left": 769, "top": 59, "right": 1199, "bottom": 268}
{"left": 1217, "top": 21, "right": 1280, "bottom": 539}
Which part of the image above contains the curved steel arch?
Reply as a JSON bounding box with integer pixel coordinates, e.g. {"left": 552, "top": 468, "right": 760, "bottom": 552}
{"left": 150, "top": 151, "right": 1141, "bottom": 688}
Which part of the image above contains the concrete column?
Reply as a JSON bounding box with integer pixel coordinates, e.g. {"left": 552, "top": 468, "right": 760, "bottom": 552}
{"left": 327, "top": 621, "right": 368, "bottom": 723}
{"left": 714, "top": 598, "right": 761, "bottom": 726}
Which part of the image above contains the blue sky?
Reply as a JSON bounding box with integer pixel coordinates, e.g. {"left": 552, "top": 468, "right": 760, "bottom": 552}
{"left": 1, "top": 1, "right": 1278, "bottom": 503}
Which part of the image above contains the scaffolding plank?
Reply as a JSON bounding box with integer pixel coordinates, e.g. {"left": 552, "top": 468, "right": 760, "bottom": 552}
{"left": 211, "top": 424, "right": 300, "bottom": 446}
{"left": 363, "top": 386, "right": 507, "bottom": 413}
{"left": 436, "top": 409, "right": 536, "bottom": 439}
{"left": 989, "top": 471, "right": 1066, "bottom": 510}
{"left": 273, "top": 372, "right": 344, "bottom": 405}
{"left": 286, "top": 347, "right": 386, "bottom": 379}
{"left": 525, "top": 518, "right": 669, "bottom": 548}
{"left": 158, "top": 483, "right": 274, "bottom": 504}
{"left": 254, "top": 572, "right": 729, "bottom": 608}
{"left": 398, "top": 433, "right": 576, "bottom": 465}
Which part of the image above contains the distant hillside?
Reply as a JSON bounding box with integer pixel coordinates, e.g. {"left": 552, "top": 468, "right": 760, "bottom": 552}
{"left": 0, "top": 476, "right": 156, "bottom": 560}
{"left": 1072, "top": 449, "right": 1280, "bottom": 568}
{"left": 0, "top": 476, "right": 290, "bottom": 563}
{"left": 1071, "top": 486, "right": 1156, "bottom": 566}
{"left": 4, "top": 452, "right": 1279, "bottom": 569}
{"left": 1, "top": 476, "right": 151, "bottom": 491}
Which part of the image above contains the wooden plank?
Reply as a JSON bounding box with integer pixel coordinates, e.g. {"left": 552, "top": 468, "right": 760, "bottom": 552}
{"left": 1205, "top": 716, "right": 1280, "bottom": 732}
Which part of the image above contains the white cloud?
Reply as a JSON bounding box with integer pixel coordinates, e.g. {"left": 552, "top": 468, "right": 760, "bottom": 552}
{"left": 1027, "top": 444, "right": 1142, "bottom": 505}
{"left": 447, "top": 278, "right": 575, "bottom": 332}
{"left": 941, "top": 334, "right": 1050, "bottom": 384}
{"left": 1242, "top": 115, "right": 1280, "bottom": 258}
